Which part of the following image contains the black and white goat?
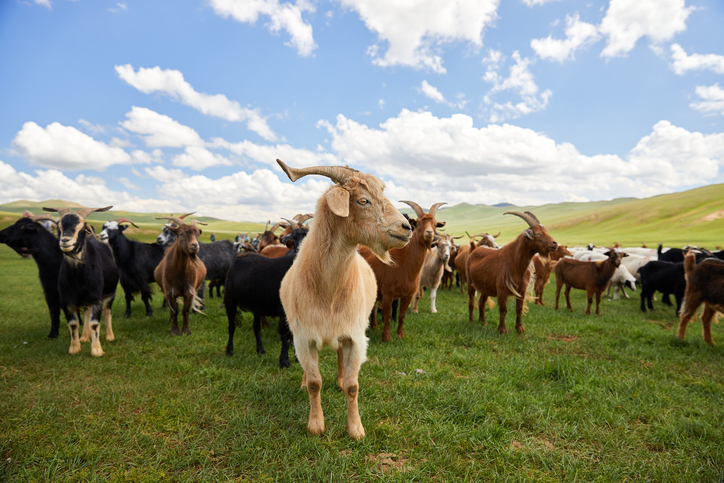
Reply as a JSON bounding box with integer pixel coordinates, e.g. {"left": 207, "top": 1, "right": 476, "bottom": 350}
{"left": 0, "top": 214, "right": 63, "bottom": 338}
{"left": 99, "top": 219, "right": 165, "bottom": 318}
{"left": 43, "top": 206, "right": 119, "bottom": 356}
{"left": 224, "top": 220, "right": 308, "bottom": 368}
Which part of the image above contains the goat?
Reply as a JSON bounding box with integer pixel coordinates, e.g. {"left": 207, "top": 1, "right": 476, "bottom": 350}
{"left": 570, "top": 250, "right": 638, "bottom": 300}
{"left": 43, "top": 206, "right": 118, "bottom": 356}
{"left": 259, "top": 214, "right": 314, "bottom": 258}
{"left": 224, "top": 220, "right": 308, "bottom": 367}
{"left": 277, "top": 159, "right": 411, "bottom": 440}
{"left": 467, "top": 212, "right": 557, "bottom": 334}
{"left": 454, "top": 231, "right": 500, "bottom": 294}
{"left": 531, "top": 245, "right": 572, "bottom": 305}
{"left": 0, "top": 214, "right": 63, "bottom": 338}
{"left": 360, "top": 200, "right": 446, "bottom": 342}
{"left": 99, "top": 219, "right": 165, "bottom": 318}
{"left": 657, "top": 244, "right": 711, "bottom": 306}
{"left": 157, "top": 219, "right": 237, "bottom": 306}
{"left": 639, "top": 260, "right": 686, "bottom": 315}
{"left": 677, "top": 252, "right": 724, "bottom": 345}
{"left": 554, "top": 249, "right": 626, "bottom": 316}
{"left": 440, "top": 239, "right": 461, "bottom": 290}
{"left": 412, "top": 233, "right": 455, "bottom": 314}
{"left": 153, "top": 215, "right": 207, "bottom": 335}
{"left": 256, "top": 221, "right": 285, "bottom": 252}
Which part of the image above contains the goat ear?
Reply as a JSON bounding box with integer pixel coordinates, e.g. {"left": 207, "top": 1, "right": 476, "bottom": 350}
{"left": 623, "top": 252, "right": 629, "bottom": 257}
{"left": 603, "top": 251, "right": 611, "bottom": 256}
{"left": 198, "top": 229, "right": 203, "bottom": 235}
{"left": 325, "top": 187, "right": 350, "bottom": 217}
{"left": 120, "top": 225, "right": 128, "bottom": 232}
{"left": 436, "top": 221, "right": 446, "bottom": 228}
{"left": 523, "top": 228, "right": 534, "bottom": 239}
{"left": 408, "top": 218, "right": 418, "bottom": 229}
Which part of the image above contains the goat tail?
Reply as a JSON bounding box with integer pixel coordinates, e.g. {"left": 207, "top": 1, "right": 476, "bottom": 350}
{"left": 683, "top": 251, "right": 697, "bottom": 275}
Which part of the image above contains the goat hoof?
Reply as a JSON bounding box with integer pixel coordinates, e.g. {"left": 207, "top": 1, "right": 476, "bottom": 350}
{"left": 170, "top": 329, "right": 180, "bottom": 336}
{"left": 308, "top": 420, "right": 325, "bottom": 436}
{"left": 381, "top": 332, "right": 392, "bottom": 342}
{"left": 279, "top": 359, "right": 291, "bottom": 369}
{"left": 124, "top": 313, "right": 132, "bottom": 319}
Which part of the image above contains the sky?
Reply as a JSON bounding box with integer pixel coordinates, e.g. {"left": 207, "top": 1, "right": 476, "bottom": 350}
{"left": 1, "top": 0, "right": 723, "bottom": 222}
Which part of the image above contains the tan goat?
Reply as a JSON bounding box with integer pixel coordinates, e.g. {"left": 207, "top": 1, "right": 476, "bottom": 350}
{"left": 278, "top": 160, "right": 411, "bottom": 440}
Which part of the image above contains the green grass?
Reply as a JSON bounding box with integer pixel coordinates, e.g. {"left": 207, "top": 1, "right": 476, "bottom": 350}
{"left": 1, "top": 242, "right": 723, "bottom": 482}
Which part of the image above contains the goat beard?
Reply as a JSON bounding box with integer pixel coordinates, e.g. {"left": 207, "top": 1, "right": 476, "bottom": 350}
{"left": 364, "top": 243, "right": 395, "bottom": 266}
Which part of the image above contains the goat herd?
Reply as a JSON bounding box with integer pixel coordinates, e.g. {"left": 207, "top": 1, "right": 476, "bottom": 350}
{"left": 1, "top": 159, "right": 723, "bottom": 440}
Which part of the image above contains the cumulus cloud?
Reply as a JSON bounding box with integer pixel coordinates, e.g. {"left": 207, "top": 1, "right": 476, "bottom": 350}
{"left": 420, "top": 81, "right": 446, "bottom": 103}
{"left": 522, "top": 0, "right": 560, "bottom": 5}
{"left": 172, "top": 146, "right": 234, "bottom": 171}
{"left": 319, "top": 109, "right": 724, "bottom": 209}
{"left": 209, "top": 138, "right": 338, "bottom": 168}
{"left": 115, "top": 64, "right": 278, "bottom": 141}
{"left": 670, "top": 44, "right": 724, "bottom": 75}
{"left": 120, "top": 107, "right": 204, "bottom": 148}
{"left": 208, "top": 0, "right": 316, "bottom": 57}
{"left": 12, "top": 121, "right": 135, "bottom": 171}
{"left": 599, "top": 0, "right": 693, "bottom": 58}
{"left": 690, "top": 84, "right": 724, "bottom": 115}
{"left": 118, "top": 177, "right": 140, "bottom": 190}
{"left": 531, "top": 13, "right": 600, "bottom": 62}
{"left": 339, "top": 0, "right": 499, "bottom": 73}
{"left": 482, "top": 51, "right": 552, "bottom": 122}
{"left": 34, "top": 0, "right": 51, "bottom": 8}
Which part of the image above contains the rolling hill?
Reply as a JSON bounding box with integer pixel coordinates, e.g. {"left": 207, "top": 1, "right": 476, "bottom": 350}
{"left": 1, "top": 183, "right": 723, "bottom": 247}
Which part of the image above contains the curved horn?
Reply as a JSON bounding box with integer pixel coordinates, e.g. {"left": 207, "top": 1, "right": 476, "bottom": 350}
{"left": 43, "top": 207, "right": 71, "bottom": 217}
{"left": 400, "top": 200, "right": 425, "bottom": 218}
{"left": 504, "top": 211, "right": 538, "bottom": 228}
{"left": 30, "top": 214, "right": 58, "bottom": 223}
{"left": 282, "top": 218, "right": 300, "bottom": 231}
{"left": 492, "top": 231, "right": 501, "bottom": 238}
{"left": 277, "top": 159, "right": 359, "bottom": 185}
{"left": 188, "top": 220, "right": 208, "bottom": 227}
{"left": 116, "top": 218, "right": 139, "bottom": 228}
{"left": 270, "top": 222, "right": 285, "bottom": 233}
{"left": 452, "top": 235, "right": 464, "bottom": 240}
{"left": 293, "top": 213, "right": 314, "bottom": 225}
{"left": 428, "top": 202, "right": 447, "bottom": 217}
{"left": 523, "top": 211, "right": 541, "bottom": 225}
{"left": 178, "top": 212, "right": 195, "bottom": 220}
{"left": 264, "top": 220, "right": 270, "bottom": 231}
{"left": 75, "top": 206, "right": 112, "bottom": 220}
{"left": 465, "top": 231, "right": 475, "bottom": 240}
{"left": 156, "top": 216, "right": 186, "bottom": 226}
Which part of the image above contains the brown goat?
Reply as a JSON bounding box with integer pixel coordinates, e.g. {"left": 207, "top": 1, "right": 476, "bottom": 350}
{"left": 257, "top": 221, "right": 285, "bottom": 252}
{"left": 676, "top": 251, "right": 724, "bottom": 345}
{"left": 278, "top": 160, "right": 411, "bottom": 440}
{"left": 554, "top": 248, "right": 626, "bottom": 316}
{"left": 154, "top": 215, "right": 207, "bottom": 335}
{"left": 467, "top": 212, "right": 557, "bottom": 334}
{"left": 531, "top": 245, "right": 572, "bottom": 305}
{"left": 454, "top": 231, "right": 500, "bottom": 294}
{"left": 360, "top": 201, "right": 446, "bottom": 342}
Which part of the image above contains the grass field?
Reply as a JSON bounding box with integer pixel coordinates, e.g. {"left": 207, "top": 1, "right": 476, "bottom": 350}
{"left": 1, "top": 240, "right": 723, "bottom": 482}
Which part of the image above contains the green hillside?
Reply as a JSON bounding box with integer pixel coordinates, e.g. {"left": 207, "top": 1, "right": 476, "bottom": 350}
{"left": 2, "top": 184, "right": 723, "bottom": 247}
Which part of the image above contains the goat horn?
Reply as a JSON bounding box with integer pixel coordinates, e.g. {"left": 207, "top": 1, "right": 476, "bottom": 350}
{"left": 294, "top": 213, "right": 314, "bottom": 224}
{"left": 156, "top": 216, "right": 186, "bottom": 226}
{"left": 465, "top": 231, "right": 474, "bottom": 240}
{"left": 179, "top": 212, "right": 195, "bottom": 219}
{"left": 400, "top": 200, "right": 425, "bottom": 218}
{"left": 492, "top": 231, "right": 501, "bottom": 238}
{"left": 277, "top": 159, "right": 359, "bottom": 185}
{"left": 74, "top": 206, "right": 113, "bottom": 220}
{"left": 30, "top": 214, "right": 58, "bottom": 223}
{"left": 504, "top": 211, "right": 538, "bottom": 228}
{"left": 43, "top": 207, "right": 71, "bottom": 217}
{"left": 116, "top": 218, "right": 139, "bottom": 228}
{"left": 270, "top": 222, "right": 284, "bottom": 233}
{"left": 282, "top": 218, "right": 300, "bottom": 230}
{"left": 428, "top": 202, "right": 447, "bottom": 217}
{"left": 524, "top": 211, "right": 541, "bottom": 225}
{"left": 452, "top": 235, "right": 464, "bottom": 239}
{"left": 188, "top": 220, "right": 208, "bottom": 227}
{"left": 264, "top": 220, "right": 270, "bottom": 231}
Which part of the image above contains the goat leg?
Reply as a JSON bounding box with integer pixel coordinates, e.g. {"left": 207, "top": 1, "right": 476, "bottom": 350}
{"left": 341, "top": 338, "right": 365, "bottom": 440}
{"left": 701, "top": 304, "right": 717, "bottom": 346}
{"left": 381, "top": 298, "right": 393, "bottom": 342}
{"left": 253, "top": 314, "right": 265, "bottom": 354}
{"left": 514, "top": 296, "right": 525, "bottom": 334}
{"left": 65, "top": 307, "right": 81, "bottom": 354}
{"left": 497, "top": 295, "right": 509, "bottom": 334}
{"left": 396, "top": 295, "right": 413, "bottom": 339}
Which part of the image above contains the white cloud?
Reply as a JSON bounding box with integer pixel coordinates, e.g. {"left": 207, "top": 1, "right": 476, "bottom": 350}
{"left": 420, "top": 80, "right": 446, "bottom": 103}
{"left": 209, "top": 138, "right": 338, "bottom": 168}
{"left": 670, "top": 44, "right": 724, "bottom": 75}
{"left": 78, "top": 119, "right": 106, "bottom": 135}
{"left": 379, "top": 99, "right": 385, "bottom": 110}
{"left": 115, "top": 64, "right": 278, "bottom": 141}
{"left": 339, "top": 0, "right": 500, "bottom": 73}
{"left": 118, "top": 177, "right": 140, "bottom": 190}
{"left": 172, "top": 146, "right": 234, "bottom": 170}
{"left": 522, "top": 0, "right": 560, "bottom": 5}
{"left": 120, "top": 107, "right": 204, "bottom": 148}
{"left": 12, "top": 122, "right": 134, "bottom": 171}
{"left": 599, "top": 0, "right": 694, "bottom": 58}
{"left": 208, "top": 0, "right": 316, "bottom": 57}
{"left": 531, "top": 13, "right": 600, "bottom": 62}
{"left": 34, "top": 0, "right": 51, "bottom": 8}
{"left": 109, "top": 2, "right": 127, "bottom": 13}
{"left": 319, "top": 110, "right": 724, "bottom": 209}
{"left": 482, "top": 51, "right": 552, "bottom": 122}
{"left": 690, "top": 84, "right": 724, "bottom": 115}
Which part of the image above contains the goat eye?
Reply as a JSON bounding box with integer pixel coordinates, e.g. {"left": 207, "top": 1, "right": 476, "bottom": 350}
{"left": 357, "top": 199, "right": 369, "bottom": 206}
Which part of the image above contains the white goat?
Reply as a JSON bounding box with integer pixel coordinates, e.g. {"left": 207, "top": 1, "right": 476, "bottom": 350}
{"left": 411, "top": 234, "right": 455, "bottom": 313}
{"left": 277, "top": 160, "right": 411, "bottom": 440}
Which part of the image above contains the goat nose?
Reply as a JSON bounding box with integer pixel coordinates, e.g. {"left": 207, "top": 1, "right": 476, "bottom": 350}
{"left": 401, "top": 222, "right": 412, "bottom": 232}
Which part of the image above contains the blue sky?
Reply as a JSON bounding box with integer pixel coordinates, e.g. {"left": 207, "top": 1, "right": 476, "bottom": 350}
{"left": 1, "top": 0, "right": 723, "bottom": 222}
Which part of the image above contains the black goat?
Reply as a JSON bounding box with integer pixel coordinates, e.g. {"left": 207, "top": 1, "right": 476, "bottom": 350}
{"left": 157, "top": 221, "right": 236, "bottom": 305}
{"left": 99, "top": 219, "right": 165, "bottom": 318}
{"left": 224, "top": 221, "right": 308, "bottom": 368}
{"left": 639, "top": 260, "right": 686, "bottom": 315}
{"left": 657, "top": 244, "right": 709, "bottom": 305}
{"left": 0, "top": 215, "right": 63, "bottom": 338}
{"left": 44, "top": 206, "right": 119, "bottom": 356}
